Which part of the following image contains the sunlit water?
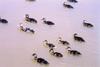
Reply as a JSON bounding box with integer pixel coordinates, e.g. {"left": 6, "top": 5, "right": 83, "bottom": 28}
{"left": 0, "top": 0, "right": 100, "bottom": 67}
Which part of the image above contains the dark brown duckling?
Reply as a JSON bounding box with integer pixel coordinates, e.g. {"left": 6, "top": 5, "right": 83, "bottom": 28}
{"left": 74, "top": 33, "right": 85, "bottom": 42}
{"left": 49, "top": 48, "right": 63, "bottom": 57}
{"left": 32, "top": 53, "right": 49, "bottom": 65}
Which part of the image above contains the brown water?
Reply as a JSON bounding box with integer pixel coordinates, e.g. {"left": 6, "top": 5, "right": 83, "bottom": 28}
{"left": 0, "top": 0, "right": 100, "bottom": 67}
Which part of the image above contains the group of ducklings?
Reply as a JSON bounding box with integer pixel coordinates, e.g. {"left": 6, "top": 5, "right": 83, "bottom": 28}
{"left": 0, "top": 0, "right": 94, "bottom": 66}
{"left": 32, "top": 34, "right": 88, "bottom": 65}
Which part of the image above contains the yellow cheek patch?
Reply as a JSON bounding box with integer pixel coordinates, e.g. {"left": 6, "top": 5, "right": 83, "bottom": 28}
{"left": 43, "top": 44, "right": 48, "bottom": 47}
{"left": 32, "top": 59, "right": 36, "bottom": 63}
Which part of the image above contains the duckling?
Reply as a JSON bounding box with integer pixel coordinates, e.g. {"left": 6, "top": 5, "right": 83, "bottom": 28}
{"left": 74, "top": 33, "right": 85, "bottom": 42}
{"left": 42, "top": 18, "right": 55, "bottom": 25}
{"left": 58, "top": 37, "right": 70, "bottom": 45}
{"left": 67, "top": 0, "right": 78, "bottom": 3}
{"left": 43, "top": 40, "right": 55, "bottom": 48}
{"left": 83, "top": 20, "right": 93, "bottom": 28}
{"left": 0, "top": 17, "right": 8, "bottom": 23}
{"left": 25, "top": 14, "right": 37, "bottom": 23}
{"left": 32, "top": 53, "right": 49, "bottom": 65}
{"left": 66, "top": 47, "right": 81, "bottom": 56}
{"left": 49, "top": 48, "right": 63, "bottom": 57}
{"left": 63, "top": 2, "right": 74, "bottom": 9}
{"left": 26, "top": 0, "right": 36, "bottom": 1}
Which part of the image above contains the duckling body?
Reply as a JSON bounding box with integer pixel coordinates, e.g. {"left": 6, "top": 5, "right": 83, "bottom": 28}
{"left": 0, "top": 18, "right": 8, "bottom": 23}
{"left": 32, "top": 53, "right": 49, "bottom": 65}
{"left": 36, "top": 58, "right": 49, "bottom": 64}
{"left": 68, "top": 50, "right": 81, "bottom": 55}
{"left": 68, "top": 0, "right": 78, "bottom": 3}
{"left": 63, "top": 2, "right": 74, "bottom": 8}
{"left": 83, "top": 20, "right": 93, "bottom": 28}
{"left": 74, "top": 33, "right": 85, "bottom": 42}
{"left": 25, "top": 14, "right": 37, "bottom": 23}
{"left": 49, "top": 49, "right": 63, "bottom": 57}
{"left": 42, "top": 18, "right": 55, "bottom": 25}
{"left": 44, "top": 40, "right": 55, "bottom": 48}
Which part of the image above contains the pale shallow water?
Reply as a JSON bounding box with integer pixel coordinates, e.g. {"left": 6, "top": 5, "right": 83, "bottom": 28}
{"left": 0, "top": 0, "right": 100, "bottom": 67}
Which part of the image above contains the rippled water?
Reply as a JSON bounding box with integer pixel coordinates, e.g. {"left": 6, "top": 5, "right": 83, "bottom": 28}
{"left": 0, "top": 0, "right": 100, "bottom": 67}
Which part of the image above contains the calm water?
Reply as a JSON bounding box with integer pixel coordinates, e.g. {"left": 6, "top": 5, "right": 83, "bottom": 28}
{"left": 0, "top": 0, "right": 100, "bottom": 67}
